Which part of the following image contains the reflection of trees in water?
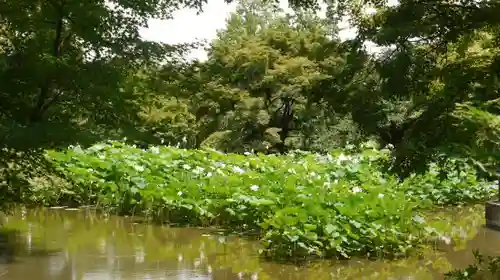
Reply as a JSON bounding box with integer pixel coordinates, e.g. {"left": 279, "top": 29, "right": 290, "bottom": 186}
{"left": 1, "top": 206, "right": 498, "bottom": 280}
{"left": 0, "top": 208, "right": 249, "bottom": 279}
{"left": 0, "top": 225, "right": 70, "bottom": 279}
{"left": 0, "top": 227, "right": 61, "bottom": 263}
{"left": 0, "top": 228, "right": 20, "bottom": 264}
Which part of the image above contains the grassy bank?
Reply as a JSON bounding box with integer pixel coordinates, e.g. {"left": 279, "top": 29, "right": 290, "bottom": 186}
{"left": 42, "top": 141, "right": 495, "bottom": 260}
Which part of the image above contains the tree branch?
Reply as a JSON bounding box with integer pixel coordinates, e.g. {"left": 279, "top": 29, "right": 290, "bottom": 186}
{"left": 29, "top": 4, "right": 66, "bottom": 123}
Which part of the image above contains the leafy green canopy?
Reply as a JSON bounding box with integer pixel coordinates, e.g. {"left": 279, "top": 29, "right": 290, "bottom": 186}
{"left": 3, "top": 0, "right": 500, "bottom": 189}
{"left": 351, "top": 0, "right": 500, "bottom": 174}
{"left": 0, "top": 0, "right": 202, "bottom": 149}
{"left": 134, "top": 1, "right": 374, "bottom": 153}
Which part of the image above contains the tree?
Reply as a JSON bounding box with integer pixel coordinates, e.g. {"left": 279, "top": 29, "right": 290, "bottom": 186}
{"left": 181, "top": 1, "right": 370, "bottom": 153}
{"left": 347, "top": 0, "right": 500, "bottom": 175}
{"left": 0, "top": 0, "right": 197, "bottom": 149}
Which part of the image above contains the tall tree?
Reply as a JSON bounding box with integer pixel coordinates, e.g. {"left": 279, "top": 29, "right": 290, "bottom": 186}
{"left": 182, "top": 1, "right": 370, "bottom": 153}
{"left": 351, "top": 0, "right": 500, "bottom": 174}
{"left": 0, "top": 0, "right": 197, "bottom": 148}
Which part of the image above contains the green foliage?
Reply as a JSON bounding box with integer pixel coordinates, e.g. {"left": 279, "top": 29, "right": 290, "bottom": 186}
{"left": 148, "top": 3, "right": 372, "bottom": 153}
{"left": 45, "top": 141, "right": 494, "bottom": 260}
{"left": 349, "top": 0, "right": 500, "bottom": 174}
{"left": 1, "top": 0, "right": 500, "bottom": 274}
{"left": 445, "top": 252, "right": 500, "bottom": 279}
{"left": 1, "top": 0, "right": 499, "bottom": 177}
{"left": 0, "top": 148, "right": 74, "bottom": 212}
{"left": 0, "top": 0, "right": 198, "bottom": 150}
{"left": 400, "top": 157, "right": 496, "bottom": 206}
{"left": 450, "top": 103, "right": 500, "bottom": 171}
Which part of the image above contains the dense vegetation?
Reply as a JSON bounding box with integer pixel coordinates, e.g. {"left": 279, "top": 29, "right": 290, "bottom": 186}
{"left": 2, "top": 0, "right": 500, "bottom": 167}
{"left": 1, "top": 0, "right": 500, "bottom": 275}
{"left": 42, "top": 141, "right": 494, "bottom": 259}
{"left": 445, "top": 252, "right": 500, "bottom": 279}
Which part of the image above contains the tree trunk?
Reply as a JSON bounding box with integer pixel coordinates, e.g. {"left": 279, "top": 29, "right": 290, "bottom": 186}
{"left": 276, "top": 100, "right": 293, "bottom": 153}
{"left": 29, "top": 13, "right": 64, "bottom": 123}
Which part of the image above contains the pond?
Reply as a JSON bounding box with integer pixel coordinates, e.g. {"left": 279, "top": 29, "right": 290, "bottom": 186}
{"left": 0, "top": 205, "right": 499, "bottom": 280}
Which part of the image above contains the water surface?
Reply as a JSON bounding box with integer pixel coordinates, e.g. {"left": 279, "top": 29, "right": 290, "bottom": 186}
{"left": 0, "top": 205, "right": 498, "bottom": 280}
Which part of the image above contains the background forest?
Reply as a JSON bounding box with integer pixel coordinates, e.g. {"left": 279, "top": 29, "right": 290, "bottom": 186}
{"left": 1, "top": 0, "right": 500, "bottom": 185}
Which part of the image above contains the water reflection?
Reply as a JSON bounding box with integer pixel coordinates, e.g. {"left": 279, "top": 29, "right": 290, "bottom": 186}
{"left": 0, "top": 205, "right": 497, "bottom": 279}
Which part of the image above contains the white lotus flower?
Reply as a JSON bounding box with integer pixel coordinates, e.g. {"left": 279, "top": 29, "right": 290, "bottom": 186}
{"left": 192, "top": 166, "right": 204, "bottom": 174}
{"left": 232, "top": 166, "right": 245, "bottom": 174}
{"left": 339, "top": 153, "right": 349, "bottom": 160}
{"left": 150, "top": 146, "right": 160, "bottom": 154}
{"left": 351, "top": 186, "right": 363, "bottom": 193}
{"left": 413, "top": 215, "right": 425, "bottom": 224}
{"left": 134, "top": 165, "right": 144, "bottom": 172}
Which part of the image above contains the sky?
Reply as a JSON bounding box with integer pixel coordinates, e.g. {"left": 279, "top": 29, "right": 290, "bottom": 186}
{"left": 139, "top": 0, "right": 389, "bottom": 60}
{"left": 139, "top": 0, "right": 239, "bottom": 60}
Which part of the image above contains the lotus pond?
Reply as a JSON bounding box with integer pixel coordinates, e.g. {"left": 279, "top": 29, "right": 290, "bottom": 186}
{"left": 0, "top": 205, "right": 499, "bottom": 279}
{"left": 37, "top": 141, "right": 497, "bottom": 262}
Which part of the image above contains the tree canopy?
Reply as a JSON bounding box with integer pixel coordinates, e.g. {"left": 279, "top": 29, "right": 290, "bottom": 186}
{"left": 1, "top": 0, "right": 500, "bottom": 177}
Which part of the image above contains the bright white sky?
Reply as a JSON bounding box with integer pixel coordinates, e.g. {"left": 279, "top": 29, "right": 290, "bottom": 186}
{"left": 139, "top": 0, "right": 396, "bottom": 60}
{"left": 140, "top": 0, "right": 239, "bottom": 60}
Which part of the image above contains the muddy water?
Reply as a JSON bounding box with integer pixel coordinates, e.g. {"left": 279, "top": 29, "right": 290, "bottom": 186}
{"left": 0, "top": 205, "right": 498, "bottom": 280}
